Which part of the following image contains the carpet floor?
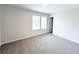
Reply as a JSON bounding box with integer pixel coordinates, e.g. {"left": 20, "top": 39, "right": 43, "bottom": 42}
{"left": 1, "top": 33, "right": 79, "bottom": 54}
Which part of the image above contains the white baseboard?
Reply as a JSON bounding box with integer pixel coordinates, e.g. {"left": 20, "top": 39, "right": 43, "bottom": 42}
{"left": 2, "top": 32, "right": 49, "bottom": 45}
{"left": 53, "top": 33, "right": 79, "bottom": 44}
{"left": 1, "top": 36, "right": 29, "bottom": 45}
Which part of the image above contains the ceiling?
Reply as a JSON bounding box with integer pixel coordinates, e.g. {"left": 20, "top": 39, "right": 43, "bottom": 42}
{"left": 13, "top": 4, "right": 79, "bottom": 14}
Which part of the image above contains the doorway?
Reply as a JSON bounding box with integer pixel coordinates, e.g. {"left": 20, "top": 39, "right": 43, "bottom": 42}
{"left": 50, "top": 17, "right": 53, "bottom": 33}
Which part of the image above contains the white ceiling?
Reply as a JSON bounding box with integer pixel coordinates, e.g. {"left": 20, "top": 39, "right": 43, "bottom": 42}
{"left": 13, "top": 4, "right": 79, "bottom": 14}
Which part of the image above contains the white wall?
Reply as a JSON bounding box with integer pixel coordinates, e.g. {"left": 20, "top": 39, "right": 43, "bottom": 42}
{"left": 51, "top": 8, "right": 79, "bottom": 44}
{"left": 1, "top": 5, "right": 49, "bottom": 44}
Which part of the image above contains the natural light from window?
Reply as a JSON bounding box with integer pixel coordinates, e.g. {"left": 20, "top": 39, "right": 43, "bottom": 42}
{"left": 41, "top": 16, "right": 47, "bottom": 29}
{"left": 32, "top": 15, "right": 47, "bottom": 30}
{"left": 32, "top": 15, "right": 40, "bottom": 30}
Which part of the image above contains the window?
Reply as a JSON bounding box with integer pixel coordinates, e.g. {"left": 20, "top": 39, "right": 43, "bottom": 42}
{"left": 32, "top": 15, "right": 47, "bottom": 30}
{"left": 41, "top": 17, "right": 47, "bottom": 29}
{"left": 32, "top": 15, "right": 40, "bottom": 30}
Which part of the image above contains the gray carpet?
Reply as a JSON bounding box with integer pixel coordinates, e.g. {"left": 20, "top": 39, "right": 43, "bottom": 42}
{"left": 1, "top": 33, "right": 79, "bottom": 54}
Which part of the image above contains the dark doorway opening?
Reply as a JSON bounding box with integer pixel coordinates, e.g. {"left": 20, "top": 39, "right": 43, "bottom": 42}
{"left": 50, "top": 17, "right": 53, "bottom": 33}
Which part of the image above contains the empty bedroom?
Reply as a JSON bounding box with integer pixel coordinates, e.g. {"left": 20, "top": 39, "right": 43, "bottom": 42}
{"left": 0, "top": 4, "right": 79, "bottom": 54}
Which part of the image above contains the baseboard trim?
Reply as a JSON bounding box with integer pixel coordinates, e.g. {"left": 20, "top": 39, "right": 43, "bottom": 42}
{"left": 53, "top": 34, "right": 79, "bottom": 44}
{"left": 1, "top": 32, "right": 49, "bottom": 45}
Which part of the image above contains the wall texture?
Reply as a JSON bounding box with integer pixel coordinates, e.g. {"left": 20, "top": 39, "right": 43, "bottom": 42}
{"left": 51, "top": 8, "right": 79, "bottom": 44}
{"left": 1, "top": 5, "right": 49, "bottom": 44}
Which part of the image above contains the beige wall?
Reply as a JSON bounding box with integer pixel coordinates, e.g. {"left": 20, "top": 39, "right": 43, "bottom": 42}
{"left": 51, "top": 8, "right": 79, "bottom": 44}
{"left": 1, "top": 5, "right": 49, "bottom": 44}
{"left": 0, "top": 19, "right": 1, "bottom": 46}
{"left": 0, "top": 6, "right": 3, "bottom": 46}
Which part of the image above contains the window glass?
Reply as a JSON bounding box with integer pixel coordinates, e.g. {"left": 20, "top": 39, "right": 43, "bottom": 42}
{"left": 32, "top": 15, "right": 40, "bottom": 30}
{"left": 41, "top": 17, "right": 47, "bottom": 29}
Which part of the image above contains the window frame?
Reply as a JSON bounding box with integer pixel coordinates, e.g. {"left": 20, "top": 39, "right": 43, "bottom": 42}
{"left": 32, "top": 15, "right": 48, "bottom": 31}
